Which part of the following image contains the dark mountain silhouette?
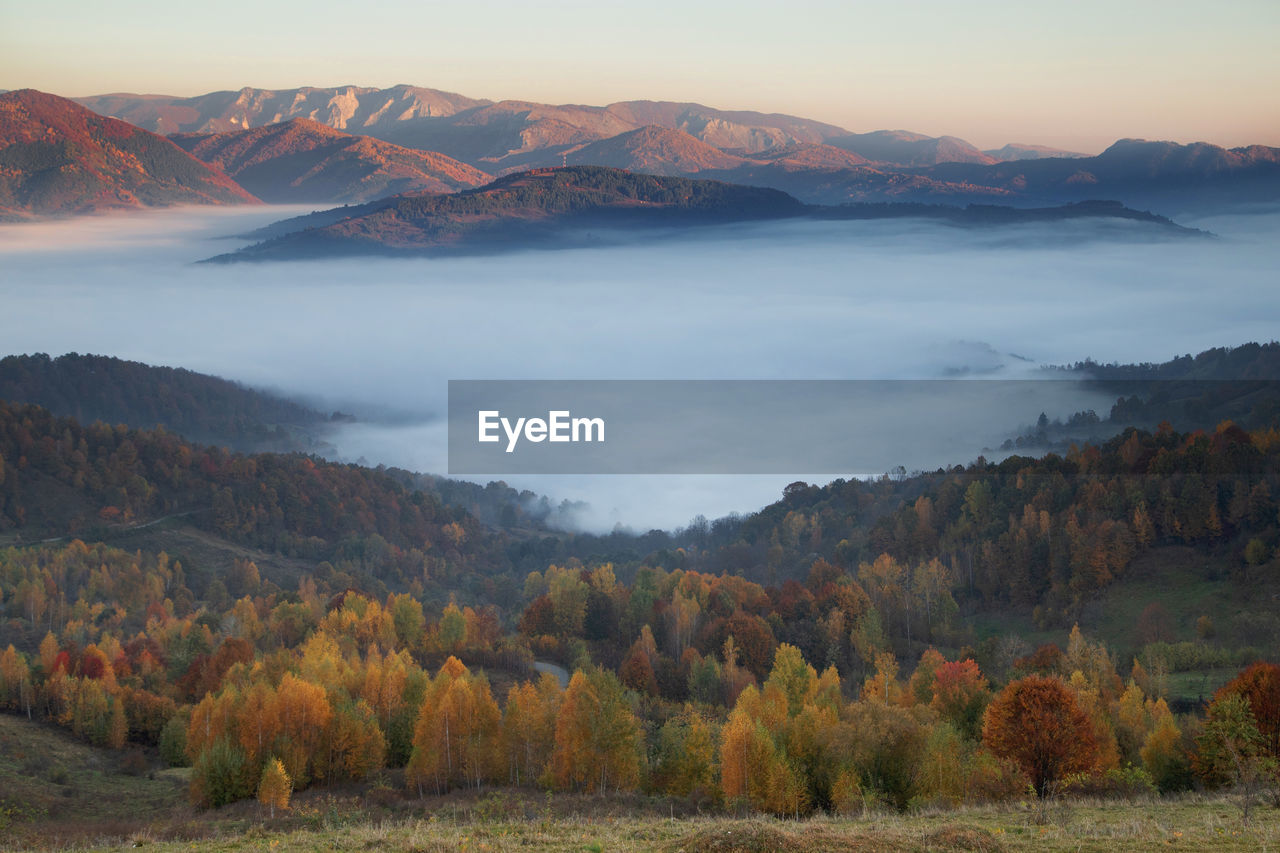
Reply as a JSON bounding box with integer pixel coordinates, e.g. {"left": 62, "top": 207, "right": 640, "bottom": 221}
{"left": 922, "top": 138, "right": 1280, "bottom": 209}
{"left": 212, "top": 167, "right": 1205, "bottom": 262}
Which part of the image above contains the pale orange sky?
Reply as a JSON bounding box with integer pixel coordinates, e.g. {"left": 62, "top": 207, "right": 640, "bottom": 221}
{"left": 2, "top": 0, "right": 1278, "bottom": 152}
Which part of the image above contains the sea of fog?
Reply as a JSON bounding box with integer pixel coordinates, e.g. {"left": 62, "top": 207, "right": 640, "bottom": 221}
{"left": 1, "top": 205, "right": 1277, "bottom": 531}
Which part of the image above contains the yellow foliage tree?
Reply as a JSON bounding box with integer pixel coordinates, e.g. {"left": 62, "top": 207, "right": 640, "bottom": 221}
{"left": 1140, "top": 699, "right": 1190, "bottom": 791}
{"left": 272, "top": 673, "right": 332, "bottom": 786}
{"left": 406, "top": 657, "right": 501, "bottom": 794}
{"left": 257, "top": 757, "right": 292, "bottom": 818}
{"left": 550, "top": 668, "right": 641, "bottom": 793}
{"left": 501, "top": 673, "right": 561, "bottom": 786}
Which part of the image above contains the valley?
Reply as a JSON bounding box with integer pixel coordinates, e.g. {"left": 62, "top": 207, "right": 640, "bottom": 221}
{"left": 3, "top": 14, "right": 1279, "bottom": 845}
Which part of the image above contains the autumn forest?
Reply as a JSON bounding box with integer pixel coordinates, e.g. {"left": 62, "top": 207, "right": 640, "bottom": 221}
{"left": 0, "top": 348, "right": 1278, "bottom": 839}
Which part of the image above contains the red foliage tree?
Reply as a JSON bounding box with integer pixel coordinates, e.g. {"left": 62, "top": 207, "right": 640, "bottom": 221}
{"left": 619, "top": 645, "right": 658, "bottom": 696}
{"left": 1013, "top": 644, "right": 1064, "bottom": 677}
{"left": 698, "top": 611, "right": 777, "bottom": 680}
{"left": 931, "top": 659, "right": 991, "bottom": 740}
{"left": 518, "top": 595, "right": 556, "bottom": 638}
{"left": 1214, "top": 661, "right": 1280, "bottom": 758}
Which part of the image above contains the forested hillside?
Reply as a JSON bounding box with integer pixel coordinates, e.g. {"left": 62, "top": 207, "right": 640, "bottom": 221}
{"left": 216, "top": 167, "right": 1202, "bottom": 262}
{"left": 1002, "top": 342, "right": 1280, "bottom": 449}
{"left": 0, "top": 90, "right": 257, "bottom": 219}
{"left": 0, "top": 354, "right": 334, "bottom": 453}
{"left": 0, "top": 401, "right": 510, "bottom": 601}
{"left": 0, "top": 376, "right": 1277, "bottom": 824}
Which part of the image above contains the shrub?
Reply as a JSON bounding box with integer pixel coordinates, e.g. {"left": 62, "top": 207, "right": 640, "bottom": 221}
{"left": 159, "top": 716, "right": 189, "bottom": 768}
{"left": 1061, "top": 765, "right": 1157, "bottom": 799}
{"left": 190, "top": 738, "right": 253, "bottom": 808}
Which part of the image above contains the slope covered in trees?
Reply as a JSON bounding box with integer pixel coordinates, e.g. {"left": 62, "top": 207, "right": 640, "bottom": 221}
{"left": 560, "top": 421, "right": 1280, "bottom": 635}
{"left": 212, "top": 166, "right": 807, "bottom": 261}
{"left": 1, "top": 530, "right": 1274, "bottom": 818}
{"left": 1, "top": 391, "right": 1278, "bottom": 647}
{"left": 0, "top": 399, "right": 1277, "bottom": 821}
{"left": 213, "top": 166, "right": 1204, "bottom": 262}
{"left": 0, "top": 353, "right": 334, "bottom": 453}
{"left": 0, "top": 400, "right": 508, "bottom": 594}
{"left": 1006, "top": 342, "right": 1280, "bottom": 450}
{"left": 171, "top": 118, "right": 491, "bottom": 204}
{"left": 0, "top": 90, "right": 257, "bottom": 220}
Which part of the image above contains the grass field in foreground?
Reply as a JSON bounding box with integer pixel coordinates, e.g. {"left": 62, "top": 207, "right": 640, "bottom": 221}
{"left": 6, "top": 795, "right": 1279, "bottom": 853}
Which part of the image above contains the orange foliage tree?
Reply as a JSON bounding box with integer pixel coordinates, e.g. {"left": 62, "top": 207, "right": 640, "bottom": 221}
{"left": 982, "top": 675, "right": 1098, "bottom": 796}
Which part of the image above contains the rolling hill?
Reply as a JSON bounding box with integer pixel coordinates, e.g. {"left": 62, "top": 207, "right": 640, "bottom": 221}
{"left": 747, "top": 143, "right": 872, "bottom": 170}
{"left": 0, "top": 90, "right": 257, "bottom": 219}
{"left": 211, "top": 167, "right": 1204, "bottom": 262}
{"left": 170, "top": 118, "right": 491, "bottom": 203}
{"left": 212, "top": 166, "right": 808, "bottom": 261}
{"left": 561, "top": 126, "right": 749, "bottom": 175}
{"left": 705, "top": 139, "right": 1280, "bottom": 208}
{"left": 0, "top": 345, "right": 1277, "bottom": 846}
{"left": 0, "top": 353, "right": 336, "bottom": 453}
{"left": 602, "top": 99, "right": 848, "bottom": 151}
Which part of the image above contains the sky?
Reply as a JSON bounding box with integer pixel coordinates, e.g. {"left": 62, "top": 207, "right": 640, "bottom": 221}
{"left": 2, "top": 0, "right": 1278, "bottom": 152}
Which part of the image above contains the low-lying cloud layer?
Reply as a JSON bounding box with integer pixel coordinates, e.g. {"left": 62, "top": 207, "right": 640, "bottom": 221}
{"left": 1, "top": 206, "right": 1276, "bottom": 531}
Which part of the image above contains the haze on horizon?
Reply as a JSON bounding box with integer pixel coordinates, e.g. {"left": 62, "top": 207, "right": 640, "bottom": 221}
{"left": 2, "top": 0, "right": 1278, "bottom": 153}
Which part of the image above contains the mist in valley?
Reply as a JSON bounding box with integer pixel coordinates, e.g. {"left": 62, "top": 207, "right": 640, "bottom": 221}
{"left": 1, "top": 205, "right": 1278, "bottom": 531}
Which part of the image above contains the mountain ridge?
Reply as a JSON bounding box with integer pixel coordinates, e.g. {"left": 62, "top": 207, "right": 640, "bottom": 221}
{"left": 169, "top": 117, "right": 491, "bottom": 203}
{"left": 8, "top": 86, "right": 1275, "bottom": 215}
{"left": 0, "top": 89, "right": 257, "bottom": 219}
{"left": 76, "top": 84, "right": 487, "bottom": 135}
{"left": 74, "top": 85, "right": 1093, "bottom": 170}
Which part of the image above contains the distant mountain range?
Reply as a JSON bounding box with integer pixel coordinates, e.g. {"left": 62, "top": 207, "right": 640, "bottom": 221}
{"left": 208, "top": 166, "right": 1207, "bottom": 263}
{"left": 0, "top": 89, "right": 256, "bottom": 220}
{"left": 69, "top": 86, "right": 1280, "bottom": 211}
{"left": 826, "top": 130, "right": 998, "bottom": 166}
{"left": 919, "top": 139, "right": 1280, "bottom": 210}
{"left": 76, "top": 85, "right": 1078, "bottom": 171}
{"left": 984, "top": 143, "right": 1088, "bottom": 162}
{"left": 75, "top": 85, "right": 485, "bottom": 135}
{"left": 0, "top": 87, "right": 1275, "bottom": 220}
